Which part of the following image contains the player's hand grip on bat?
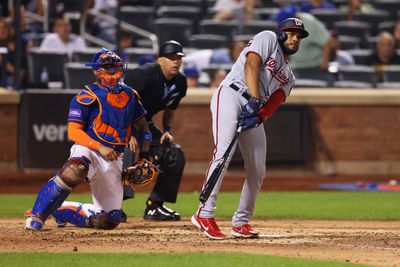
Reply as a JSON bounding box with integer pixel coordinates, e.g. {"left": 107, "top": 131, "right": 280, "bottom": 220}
{"left": 240, "top": 97, "right": 263, "bottom": 119}
{"left": 238, "top": 113, "right": 264, "bottom": 131}
{"left": 239, "top": 89, "right": 287, "bottom": 131}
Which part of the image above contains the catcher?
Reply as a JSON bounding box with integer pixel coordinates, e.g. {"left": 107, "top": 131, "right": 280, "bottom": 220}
{"left": 25, "top": 48, "right": 157, "bottom": 230}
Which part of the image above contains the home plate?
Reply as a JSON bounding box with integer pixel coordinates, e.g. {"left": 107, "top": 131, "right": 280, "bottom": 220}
{"left": 258, "top": 234, "right": 291, "bottom": 238}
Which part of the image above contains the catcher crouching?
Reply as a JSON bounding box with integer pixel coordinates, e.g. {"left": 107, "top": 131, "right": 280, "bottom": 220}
{"left": 25, "top": 48, "right": 155, "bottom": 230}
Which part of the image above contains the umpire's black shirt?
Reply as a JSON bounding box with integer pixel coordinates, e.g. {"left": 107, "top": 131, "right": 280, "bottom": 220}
{"left": 124, "top": 63, "right": 187, "bottom": 121}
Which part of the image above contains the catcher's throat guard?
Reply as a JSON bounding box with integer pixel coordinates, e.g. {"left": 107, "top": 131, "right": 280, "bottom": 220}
{"left": 121, "top": 158, "right": 158, "bottom": 189}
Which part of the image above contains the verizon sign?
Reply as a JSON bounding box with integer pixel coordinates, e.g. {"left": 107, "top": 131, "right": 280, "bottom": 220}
{"left": 20, "top": 89, "right": 78, "bottom": 169}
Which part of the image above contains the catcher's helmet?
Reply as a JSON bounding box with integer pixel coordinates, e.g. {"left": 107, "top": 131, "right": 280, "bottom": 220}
{"left": 158, "top": 40, "right": 185, "bottom": 57}
{"left": 278, "top": 18, "right": 309, "bottom": 39}
{"left": 87, "top": 48, "right": 127, "bottom": 91}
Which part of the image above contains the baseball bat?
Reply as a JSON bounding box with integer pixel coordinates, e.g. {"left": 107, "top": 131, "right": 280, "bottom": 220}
{"left": 199, "top": 126, "right": 242, "bottom": 203}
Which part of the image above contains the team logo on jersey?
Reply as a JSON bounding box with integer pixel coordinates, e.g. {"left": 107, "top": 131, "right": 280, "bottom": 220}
{"left": 69, "top": 109, "right": 81, "bottom": 117}
{"left": 265, "top": 57, "right": 289, "bottom": 86}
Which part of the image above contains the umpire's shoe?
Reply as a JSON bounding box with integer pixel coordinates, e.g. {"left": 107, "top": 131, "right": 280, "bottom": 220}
{"left": 143, "top": 200, "right": 181, "bottom": 221}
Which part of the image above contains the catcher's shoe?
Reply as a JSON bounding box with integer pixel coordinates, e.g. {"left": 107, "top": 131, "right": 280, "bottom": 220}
{"left": 143, "top": 205, "right": 181, "bottom": 221}
{"left": 25, "top": 216, "right": 44, "bottom": 231}
{"left": 55, "top": 218, "right": 67, "bottom": 227}
{"left": 120, "top": 210, "right": 128, "bottom": 223}
{"left": 231, "top": 224, "right": 259, "bottom": 238}
{"left": 191, "top": 214, "right": 226, "bottom": 240}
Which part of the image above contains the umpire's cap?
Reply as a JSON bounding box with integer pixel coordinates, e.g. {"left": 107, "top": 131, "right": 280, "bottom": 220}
{"left": 278, "top": 18, "right": 309, "bottom": 39}
{"left": 159, "top": 40, "right": 185, "bottom": 57}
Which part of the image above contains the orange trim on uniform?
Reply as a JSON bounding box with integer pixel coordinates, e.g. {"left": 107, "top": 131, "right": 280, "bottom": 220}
{"left": 106, "top": 91, "right": 130, "bottom": 109}
{"left": 58, "top": 205, "right": 87, "bottom": 217}
{"left": 68, "top": 122, "right": 101, "bottom": 150}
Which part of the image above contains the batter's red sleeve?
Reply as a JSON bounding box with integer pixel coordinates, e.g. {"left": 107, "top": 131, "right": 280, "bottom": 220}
{"left": 68, "top": 122, "right": 101, "bottom": 151}
{"left": 258, "top": 89, "right": 286, "bottom": 122}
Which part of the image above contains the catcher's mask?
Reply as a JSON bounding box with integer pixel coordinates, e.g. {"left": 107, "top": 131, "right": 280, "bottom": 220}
{"left": 87, "top": 48, "right": 127, "bottom": 91}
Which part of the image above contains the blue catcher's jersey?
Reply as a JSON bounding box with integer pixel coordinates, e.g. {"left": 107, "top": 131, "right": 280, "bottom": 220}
{"left": 68, "top": 82, "right": 146, "bottom": 152}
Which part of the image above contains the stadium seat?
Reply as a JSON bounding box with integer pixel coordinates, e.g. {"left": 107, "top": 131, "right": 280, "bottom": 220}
{"left": 154, "top": 18, "right": 193, "bottom": 46}
{"left": 188, "top": 34, "right": 228, "bottom": 49}
{"left": 73, "top": 47, "right": 103, "bottom": 63}
{"left": 120, "top": 6, "right": 156, "bottom": 32}
{"left": 253, "top": 7, "right": 279, "bottom": 20}
{"left": 156, "top": 5, "right": 203, "bottom": 33}
{"left": 352, "top": 9, "right": 390, "bottom": 36}
{"left": 292, "top": 67, "right": 330, "bottom": 82}
{"left": 347, "top": 49, "right": 373, "bottom": 65}
{"left": 382, "top": 65, "right": 400, "bottom": 82}
{"left": 310, "top": 8, "right": 347, "bottom": 31}
{"left": 64, "top": 62, "right": 93, "bottom": 89}
{"left": 123, "top": 47, "right": 157, "bottom": 64}
{"left": 334, "top": 21, "right": 371, "bottom": 47}
{"left": 337, "top": 36, "right": 361, "bottom": 50}
{"left": 243, "top": 20, "right": 277, "bottom": 36}
{"left": 337, "top": 65, "right": 377, "bottom": 88}
{"left": 199, "top": 19, "right": 240, "bottom": 41}
{"left": 373, "top": 0, "right": 400, "bottom": 21}
{"left": 28, "top": 48, "right": 68, "bottom": 87}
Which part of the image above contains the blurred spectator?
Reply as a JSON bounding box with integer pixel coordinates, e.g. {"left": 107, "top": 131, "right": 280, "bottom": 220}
{"left": 393, "top": 21, "right": 400, "bottom": 50}
{"left": 209, "top": 68, "right": 228, "bottom": 88}
{"left": 211, "top": 0, "right": 260, "bottom": 22}
{"left": 0, "top": 18, "right": 28, "bottom": 89}
{"left": 329, "top": 31, "right": 355, "bottom": 66}
{"left": 299, "top": 0, "right": 337, "bottom": 13}
{"left": 271, "top": 5, "right": 331, "bottom": 71}
{"left": 82, "top": 0, "right": 117, "bottom": 44}
{"left": 184, "top": 40, "right": 246, "bottom": 72}
{"left": 366, "top": 31, "right": 400, "bottom": 82}
{"left": 183, "top": 64, "right": 200, "bottom": 88}
{"left": 339, "top": 0, "right": 374, "bottom": 21}
{"left": 40, "top": 17, "right": 87, "bottom": 61}
{"left": 113, "top": 30, "right": 135, "bottom": 63}
{"left": 327, "top": 31, "right": 355, "bottom": 81}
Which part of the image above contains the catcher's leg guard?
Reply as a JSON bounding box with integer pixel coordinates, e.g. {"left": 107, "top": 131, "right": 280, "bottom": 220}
{"left": 87, "top": 210, "right": 121, "bottom": 230}
{"left": 28, "top": 156, "right": 90, "bottom": 226}
{"left": 52, "top": 202, "right": 95, "bottom": 227}
{"left": 30, "top": 176, "right": 73, "bottom": 223}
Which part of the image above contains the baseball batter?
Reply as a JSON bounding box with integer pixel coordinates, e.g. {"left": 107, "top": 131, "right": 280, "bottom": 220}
{"left": 192, "top": 18, "right": 309, "bottom": 239}
{"left": 25, "top": 48, "right": 151, "bottom": 230}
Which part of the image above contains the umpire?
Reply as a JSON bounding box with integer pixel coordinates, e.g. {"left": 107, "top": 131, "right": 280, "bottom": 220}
{"left": 123, "top": 40, "right": 187, "bottom": 221}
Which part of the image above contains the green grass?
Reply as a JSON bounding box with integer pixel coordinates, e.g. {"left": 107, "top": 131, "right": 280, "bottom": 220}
{"left": 3, "top": 191, "right": 400, "bottom": 220}
{"left": 0, "top": 252, "right": 371, "bottom": 267}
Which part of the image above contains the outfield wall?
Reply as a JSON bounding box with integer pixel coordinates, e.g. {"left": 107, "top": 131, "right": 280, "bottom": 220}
{"left": 1, "top": 87, "right": 400, "bottom": 175}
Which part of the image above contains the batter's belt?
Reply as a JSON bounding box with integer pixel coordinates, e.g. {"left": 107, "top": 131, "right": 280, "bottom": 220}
{"left": 229, "top": 83, "right": 251, "bottom": 101}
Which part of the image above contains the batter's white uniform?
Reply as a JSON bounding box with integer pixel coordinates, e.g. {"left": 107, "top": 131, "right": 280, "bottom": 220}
{"left": 198, "top": 31, "right": 296, "bottom": 227}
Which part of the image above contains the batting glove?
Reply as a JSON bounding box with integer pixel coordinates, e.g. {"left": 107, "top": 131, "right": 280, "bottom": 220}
{"left": 240, "top": 97, "right": 261, "bottom": 118}
{"left": 238, "top": 114, "right": 263, "bottom": 131}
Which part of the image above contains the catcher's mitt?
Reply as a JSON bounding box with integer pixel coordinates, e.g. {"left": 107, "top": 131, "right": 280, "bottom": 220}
{"left": 121, "top": 159, "right": 158, "bottom": 189}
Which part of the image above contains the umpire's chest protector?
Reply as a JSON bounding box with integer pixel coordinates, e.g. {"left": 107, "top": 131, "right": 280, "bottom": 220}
{"left": 77, "top": 83, "right": 136, "bottom": 145}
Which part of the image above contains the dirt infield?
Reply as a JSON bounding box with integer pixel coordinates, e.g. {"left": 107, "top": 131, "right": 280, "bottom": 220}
{"left": 1, "top": 218, "right": 399, "bottom": 266}
{"left": 2, "top": 171, "right": 400, "bottom": 266}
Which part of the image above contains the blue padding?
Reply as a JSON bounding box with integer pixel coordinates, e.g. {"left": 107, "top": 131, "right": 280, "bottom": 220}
{"left": 31, "top": 178, "right": 70, "bottom": 220}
